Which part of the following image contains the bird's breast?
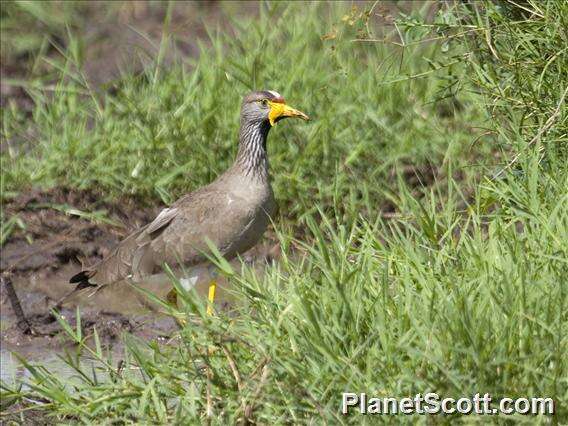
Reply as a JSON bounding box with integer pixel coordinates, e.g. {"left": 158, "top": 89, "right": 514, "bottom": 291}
{"left": 220, "top": 181, "right": 275, "bottom": 256}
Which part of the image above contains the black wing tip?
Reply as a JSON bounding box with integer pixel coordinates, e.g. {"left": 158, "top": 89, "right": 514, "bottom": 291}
{"left": 69, "top": 270, "right": 96, "bottom": 289}
{"left": 69, "top": 270, "right": 88, "bottom": 283}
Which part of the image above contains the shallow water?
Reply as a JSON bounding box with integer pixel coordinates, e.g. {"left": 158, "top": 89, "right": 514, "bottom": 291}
{"left": 1, "top": 262, "right": 268, "bottom": 392}
{"left": 1, "top": 344, "right": 129, "bottom": 390}
{"left": 1, "top": 349, "right": 72, "bottom": 386}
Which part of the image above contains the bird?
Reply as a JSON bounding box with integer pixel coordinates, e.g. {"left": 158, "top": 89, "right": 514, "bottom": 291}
{"left": 68, "top": 90, "right": 309, "bottom": 311}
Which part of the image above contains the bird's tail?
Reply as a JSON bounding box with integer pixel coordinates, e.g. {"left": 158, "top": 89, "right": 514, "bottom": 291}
{"left": 69, "top": 269, "right": 97, "bottom": 290}
{"left": 53, "top": 270, "right": 100, "bottom": 309}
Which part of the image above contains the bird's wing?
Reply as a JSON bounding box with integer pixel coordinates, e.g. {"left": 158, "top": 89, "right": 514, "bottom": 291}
{"left": 135, "top": 189, "right": 257, "bottom": 275}
{"left": 69, "top": 186, "right": 256, "bottom": 289}
{"left": 69, "top": 224, "right": 153, "bottom": 288}
{"left": 146, "top": 207, "right": 179, "bottom": 235}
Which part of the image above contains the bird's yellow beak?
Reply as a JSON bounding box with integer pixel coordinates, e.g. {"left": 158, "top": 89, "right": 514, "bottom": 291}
{"left": 268, "top": 100, "right": 309, "bottom": 126}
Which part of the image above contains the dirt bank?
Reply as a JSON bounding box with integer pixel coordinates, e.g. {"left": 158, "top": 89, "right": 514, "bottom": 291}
{"left": 1, "top": 186, "right": 279, "bottom": 359}
{"left": 1, "top": 188, "right": 168, "bottom": 348}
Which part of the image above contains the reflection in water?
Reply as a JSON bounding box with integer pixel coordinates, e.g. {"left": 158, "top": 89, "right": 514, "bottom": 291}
{"left": 1, "top": 252, "right": 273, "bottom": 392}
{"left": 1, "top": 347, "right": 123, "bottom": 388}
{"left": 2, "top": 349, "right": 69, "bottom": 387}
{"left": 1, "top": 350, "right": 30, "bottom": 385}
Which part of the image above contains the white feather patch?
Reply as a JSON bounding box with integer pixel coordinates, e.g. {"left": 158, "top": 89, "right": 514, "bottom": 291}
{"left": 146, "top": 207, "right": 178, "bottom": 234}
{"left": 180, "top": 275, "right": 199, "bottom": 291}
{"left": 268, "top": 90, "right": 282, "bottom": 98}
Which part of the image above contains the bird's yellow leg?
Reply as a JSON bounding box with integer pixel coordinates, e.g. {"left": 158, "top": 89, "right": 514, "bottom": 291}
{"left": 205, "top": 280, "right": 217, "bottom": 418}
{"left": 207, "top": 280, "right": 217, "bottom": 316}
{"left": 165, "top": 280, "right": 215, "bottom": 328}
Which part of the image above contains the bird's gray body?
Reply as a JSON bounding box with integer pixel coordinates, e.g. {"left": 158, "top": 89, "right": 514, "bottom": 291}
{"left": 69, "top": 90, "right": 306, "bottom": 290}
{"left": 87, "top": 171, "right": 276, "bottom": 286}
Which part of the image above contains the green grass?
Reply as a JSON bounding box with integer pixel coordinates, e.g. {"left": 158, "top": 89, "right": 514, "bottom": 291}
{"left": 1, "top": 1, "right": 567, "bottom": 424}
{"left": 2, "top": 2, "right": 488, "bottom": 221}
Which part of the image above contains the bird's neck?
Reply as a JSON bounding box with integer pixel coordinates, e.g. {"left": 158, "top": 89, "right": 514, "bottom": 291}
{"left": 234, "top": 121, "right": 271, "bottom": 181}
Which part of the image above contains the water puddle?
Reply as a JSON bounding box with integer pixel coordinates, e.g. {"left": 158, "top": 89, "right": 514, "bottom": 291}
{"left": 1, "top": 349, "right": 81, "bottom": 387}
{"left": 1, "top": 259, "right": 272, "bottom": 390}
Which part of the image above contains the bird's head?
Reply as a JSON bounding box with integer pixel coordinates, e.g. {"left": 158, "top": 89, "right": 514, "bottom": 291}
{"left": 241, "top": 90, "right": 309, "bottom": 127}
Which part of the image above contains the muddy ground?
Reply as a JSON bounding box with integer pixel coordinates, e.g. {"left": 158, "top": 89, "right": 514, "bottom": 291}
{"left": 1, "top": 2, "right": 267, "bottom": 359}
{"left": 1, "top": 188, "right": 167, "bottom": 351}
{"left": 1, "top": 2, "right": 259, "bottom": 110}
{"left": 1, "top": 187, "right": 279, "bottom": 359}
{"left": 0, "top": 186, "right": 278, "bottom": 426}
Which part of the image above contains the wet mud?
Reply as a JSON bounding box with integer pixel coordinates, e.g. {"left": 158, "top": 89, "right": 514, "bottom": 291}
{"left": 1, "top": 188, "right": 163, "bottom": 350}
{"left": 1, "top": 188, "right": 279, "bottom": 371}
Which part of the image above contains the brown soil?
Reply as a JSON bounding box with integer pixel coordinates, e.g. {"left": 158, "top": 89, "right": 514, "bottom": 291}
{"left": 0, "top": 187, "right": 171, "bottom": 347}
{"left": 0, "top": 1, "right": 272, "bottom": 363}
{"left": 1, "top": 2, "right": 258, "bottom": 112}
{"left": 1, "top": 186, "right": 279, "bottom": 357}
{"left": 2, "top": 187, "right": 158, "bottom": 273}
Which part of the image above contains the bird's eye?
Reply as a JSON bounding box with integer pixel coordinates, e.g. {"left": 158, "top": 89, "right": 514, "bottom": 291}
{"left": 261, "top": 99, "right": 268, "bottom": 106}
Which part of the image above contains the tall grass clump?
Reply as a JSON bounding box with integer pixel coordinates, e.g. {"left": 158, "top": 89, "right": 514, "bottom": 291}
{"left": 3, "top": 177, "right": 566, "bottom": 423}
{"left": 398, "top": 0, "right": 567, "bottom": 173}
{"left": 1, "top": 1, "right": 567, "bottom": 424}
